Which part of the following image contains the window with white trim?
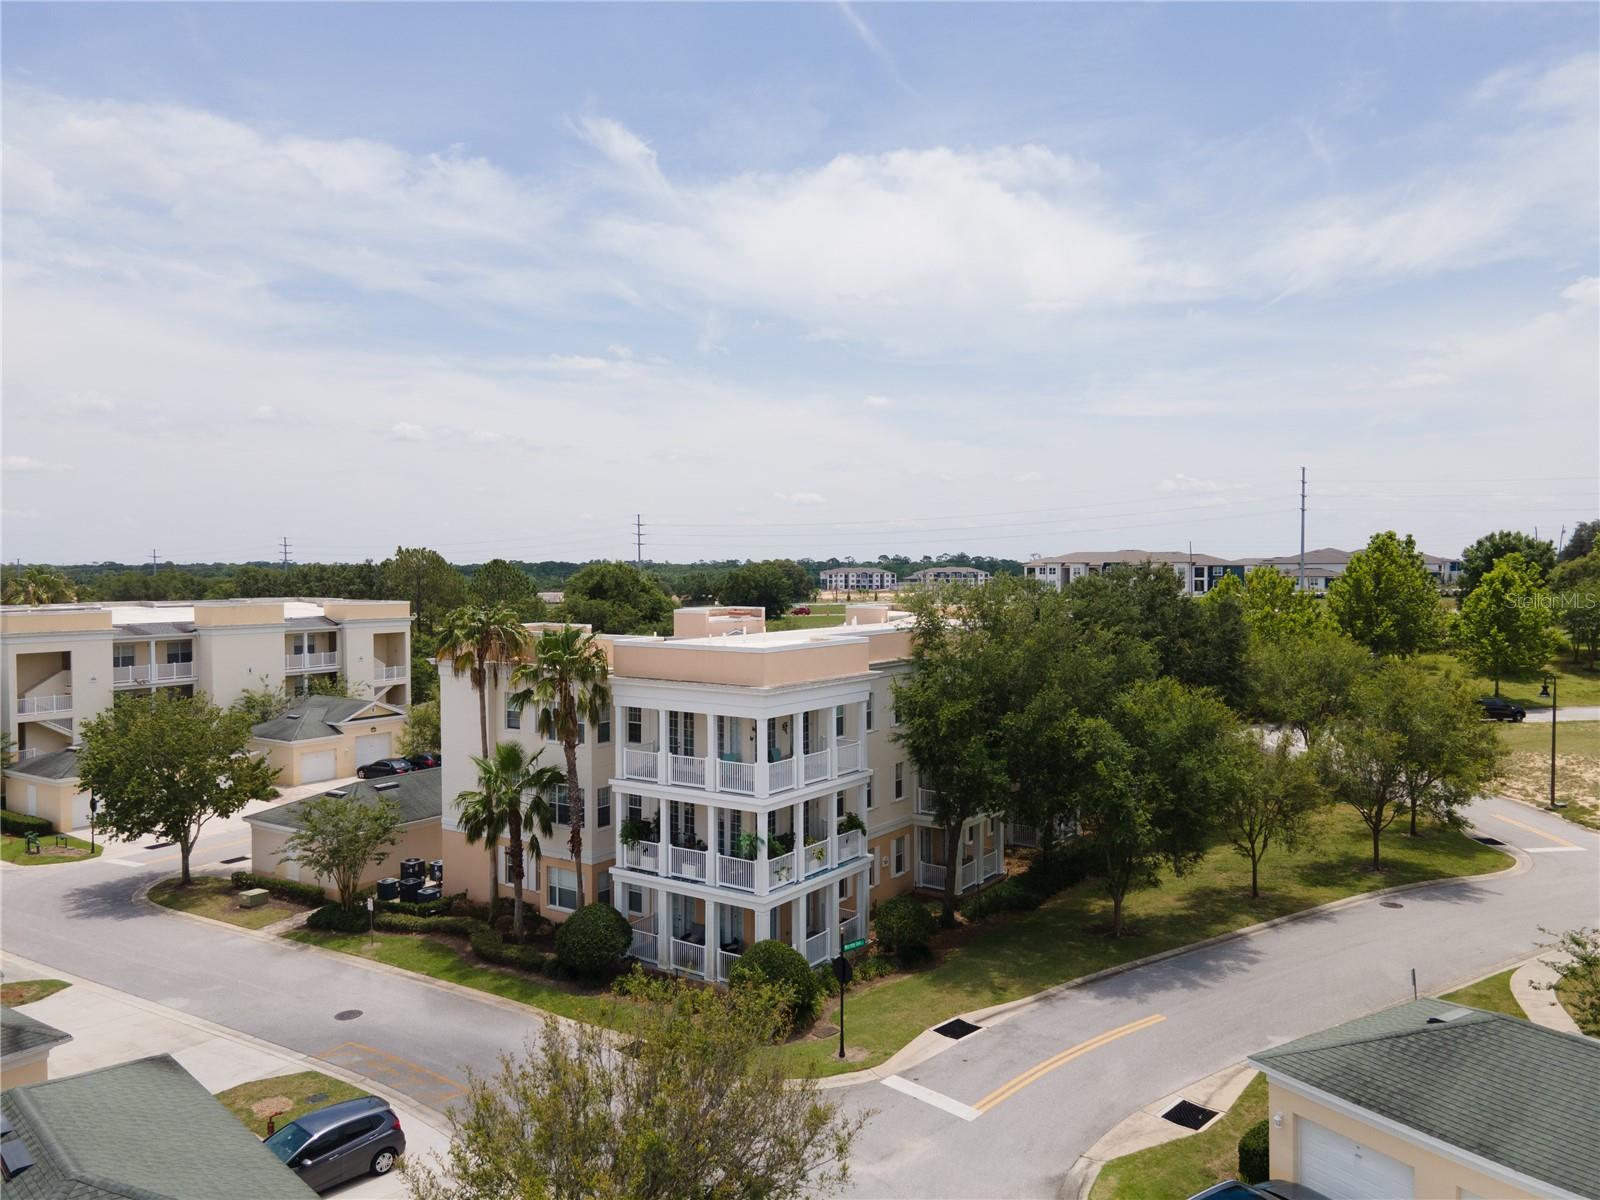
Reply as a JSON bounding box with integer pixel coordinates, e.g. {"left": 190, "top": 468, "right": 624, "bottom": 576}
{"left": 626, "top": 707, "right": 642, "bottom": 744}
{"left": 835, "top": 791, "right": 845, "bottom": 818}
{"left": 113, "top": 644, "right": 135, "bottom": 669}
{"left": 505, "top": 699, "right": 521, "bottom": 730}
{"left": 627, "top": 794, "right": 643, "bottom": 824}
{"left": 553, "top": 785, "right": 578, "bottom": 828}
{"left": 865, "top": 692, "right": 874, "bottom": 731}
{"left": 835, "top": 705, "right": 845, "bottom": 737}
{"left": 597, "top": 787, "right": 612, "bottom": 828}
{"left": 866, "top": 779, "right": 874, "bottom": 809}
{"left": 869, "top": 854, "right": 879, "bottom": 888}
{"left": 546, "top": 866, "right": 578, "bottom": 911}
{"left": 892, "top": 835, "right": 907, "bottom": 877}
{"left": 626, "top": 885, "right": 644, "bottom": 915}
{"left": 894, "top": 762, "right": 904, "bottom": 800}
{"left": 598, "top": 709, "right": 611, "bottom": 743}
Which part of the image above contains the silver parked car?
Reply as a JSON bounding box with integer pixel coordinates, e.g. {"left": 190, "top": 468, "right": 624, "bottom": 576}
{"left": 263, "top": 1096, "right": 405, "bottom": 1192}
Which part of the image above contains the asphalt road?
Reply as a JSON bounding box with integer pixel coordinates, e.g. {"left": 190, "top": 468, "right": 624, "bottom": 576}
{"left": 2, "top": 794, "right": 1595, "bottom": 1200}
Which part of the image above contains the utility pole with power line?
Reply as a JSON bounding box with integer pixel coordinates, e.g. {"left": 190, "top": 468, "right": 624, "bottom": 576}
{"left": 281, "top": 537, "right": 292, "bottom": 572}
{"left": 1298, "top": 467, "right": 1307, "bottom": 594}
{"left": 150, "top": 549, "right": 160, "bottom": 576}
{"left": 634, "top": 514, "right": 644, "bottom": 568}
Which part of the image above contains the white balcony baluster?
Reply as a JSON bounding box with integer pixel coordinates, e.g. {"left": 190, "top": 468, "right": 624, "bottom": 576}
{"left": 622, "top": 842, "right": 660, "bottom": 874}
{"left": 670, "top": 938, "right": 706, "bottom": 977}
{"left": 16, "top": 694, "right": 72, "bottom": 715}
{"left": 622, "top": 747, "right": 659, "bottom": 782}
{"left": 717, "top": 759, "right": 755, "bottom": 795}
{"left": 718, "top": 950, "right": 742, "bottom": 981}
{"left": 717, "top": 855, "right": 755, "bottom": 891}
{"left": 668, "top": 845, "right": 707, "bottom": 881}
{"left": 837, "top": 829, "right": 864, "bottom": 863}
{"left": 766, "top": 850, "right": 797, "bottom": 890}
{"left": 803, "top": 839, "right": 831, "bottom": 878}
{"left": 803, "top": 749, "right": 830, "bottom": 783}
{"left": 669, "top": 754, "right": 707, "bottom": 789}
{"left": 804, "top": 930, "right": 831, "bottom": 966}
{"left": 835, "top": 739, "right": 861, "bottom": 773}
{"left": 767, "top": 757, "right": 795, "bottom": 793}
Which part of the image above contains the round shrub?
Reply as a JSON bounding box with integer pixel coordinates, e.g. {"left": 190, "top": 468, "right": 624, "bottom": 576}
{"left": 874, "top": 895, "right": 938, "bottom": 960}
{"left": 1238, "top": 1119, "right": 1270, "bottom": 1184}
{"left": 727, "top": 939, "right": 821, "bottom": 1023}
{"left": 554, "top": 903, "right": 632, "bottom": 977}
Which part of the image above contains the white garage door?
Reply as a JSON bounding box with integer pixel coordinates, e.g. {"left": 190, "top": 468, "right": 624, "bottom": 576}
{"left": 1298, "top": 1118, "right": 1414, "bottom": 1200}
{"left": 70, "top": 790, "right": 93, "bottom": 831}
{"left": 299, "top": 750, "right": 338, "bottom": 784}
{"left": 355, "top": 733, "right": 393, "bottom": 768}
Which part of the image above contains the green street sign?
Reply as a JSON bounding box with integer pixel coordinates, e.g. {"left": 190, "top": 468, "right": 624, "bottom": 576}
{"left": 843, "top": 938, "right": 867, "bottom": 953}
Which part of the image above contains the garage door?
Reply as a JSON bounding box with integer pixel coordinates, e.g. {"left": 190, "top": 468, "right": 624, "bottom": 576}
{"left": 299, "top": 750, "right": 337, "bottom": 784}
{"left": 70, "top": 790, "right": 93, "bottom": 831}
{"left": 355, "top": 733, "right": 393, "bottom": 768}
{"left": 1298, "top": 1118, "right": 1414, "bottom": 1199}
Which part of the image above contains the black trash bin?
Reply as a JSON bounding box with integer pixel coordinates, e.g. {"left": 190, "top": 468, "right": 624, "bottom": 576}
{"left": 376, "top": 877, "right": 401, "bottom": 902}
{"left": 428, "top": 859, "right": 444, "bottom": 882}
{"left": 415, "top": 885, "right": 442, "bottom": 903}
{"left": 398, "top": 877, "right": 424, "bottom": 902}
{"left": 400, "top": 857, "right": 425, "bottom": 881}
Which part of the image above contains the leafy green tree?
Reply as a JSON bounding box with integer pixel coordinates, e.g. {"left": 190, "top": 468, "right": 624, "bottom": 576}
{"left": 1247, "top": 628, "right": 1372, "bottom": 749}
{"left": 511, "top": 626, "right": 612, "bottom": 909}
{"left": 719, "top": 559, "right": 814, "bottom": 615}
{"left": 560, "top": 561, "right": 674, "bottom": 633}
{"left": 1558, "top": 520, "right": 1598, "bottom": 564}
{"left": 1327, "top": 531, "right": 1445, "bottom": 656}
{"left": 1, "top": 565, "right": 78, "bottom": 606}
{"left": 279, "top": 791, "right": 401, "bottom": 908}
{"left": 436, "top": 605, "right": 532, "bottom": 761}
{"left": 1063, "top": 563, "right": 1196, "bottom": 681}
{"left": 458, "top": 742, "right": 564, "bottom": 938}
{"left": 1227, "top": 567, "right": 1322, "bottom": 641}
{"left": 675, "top": 570, "right": 723, "bottom": 605}
{"left": 457, "top": 781, "right": 509, "bottom": 917}
{"left": 383, "top": 547, "right": 467, "bottom": 636}
{"left": 77, "top": 692, "right": 278, "bottom": 885}
{"left": 1219, "top": 733, "right": 1325, "bottom": 898}
{"left": 1548, "top": 551, "right": 1600, "bottom": 668}
{"left": 1534, "top": 927, "right": 1600, "bottom": 1037}
{"left": 470, "top": 559, "right": 548, "bottom": 620}
{"left": 1384, "top": 659, "right": 1504, "bottom": 836}
{"left": 1315, "top": 707, "right": 1405, "bottom": 873}
{"left": 1459, "top": 530, "right": 1555, "bottom": 596}
{"left": 1189, "top": 582, "right": 1250, "bottom": 708}
{"left": 1086, "top": 678, "right": 1238, "bottom": 936}
{"left": 405, "top": 972, "right": 863, "bottom": 1200}
{"left": 1458, "top": 553, "right": 1557, "bottom": 695}
{"left": 230, "top": 685, "right": 287, "bottom": 726}
{"left": 399, "top": 699, "right": 440, "bottom": 757}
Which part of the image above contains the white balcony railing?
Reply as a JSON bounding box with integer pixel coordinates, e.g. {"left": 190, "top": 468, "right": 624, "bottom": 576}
{"left": 767, "top": 850, "right": 798, "bottom": 890}
{"left": 718, "top": 854, "right": 755, "bottom": 891}
{"left": 717, "top": 758, "right": 755, "bottom": 795}
{"left": 16, "top": 694, "right": 72, "bottom": 716}
{"left": 630, "top": 929, "right": 658, "bottom": 961}
{"left": 668, "top": 845, "right": 707, "bottom": 882}
{"left": 804, "top": 930, "right": 830, "bottom": 966}
{"left": 718, "top": 949, "right": 742, "bottom": 982}
{"left": 154, "top": 660, "right": 195, "bottom": 682}
{"left": 622, "top": 841, "right": 660, "bottom": 874}
{"left": 836, "top": 738, "right": 862, "bottom": 773}
{"left": 622, "top": 747, "right": 659, "bottom": 782}
{"left": 669, "top": 754, "right": 707, "bottom": 789}
{"left": 983, "top": 849, "right": 1001, "bottom": 878}
{"left": 803, "top": 749, "right": 830, "bottom": 783}
{"left": 960, "top": 858, "right": 978, "bottom": 892}
{"left": 113, "top": 664, "right": 149, "bottom": 686}
{"left": 670, "top": 938, "right": 706, "bottom": 977}
{"left": 768, "top": 756, "right": 796, "bottom": 793}
{"left": 917, "top": 861, "right": 946, "bottom": 891}
{"left": 837, "top": 829, "right": 864, "bottom": 863}
{"left": 803, "top": 840, "right": 831, "bottom": 878}
{"left": 841, "top": 911, "right": 863, "bottom": 947}
{"left": 284, "top": 651, "right": 339, "bottom": 672}
{"left": 916, "top": 787, "right": 940, "bottom": 816}
{"left": 15, "top": 748, "right": 41, "bottom": 761}
{"left": 374, "top": 663, "right": 407, "bottom": 682}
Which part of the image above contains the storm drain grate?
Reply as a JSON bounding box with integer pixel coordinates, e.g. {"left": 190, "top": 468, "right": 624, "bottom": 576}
{"left": 334, "top": 1010, "right": 363, "bottom": 1021}
{"left": 933, "top": 1018, "right": 982, "bottom": 1040}
{"left": 1380, "top": 901, "right": 1404, "bottom": 909}
{"left": 1471, "top": 836, "right": 1506, "bottom": 846}
{"left": 145, "top": 841, "right": 175, "bottom": 850}
{"left": 1160, "top": 1100, "right": 1219, "bottom": 1130}
{"left": 219, "top": 856, "right": 249, "bottom": 864}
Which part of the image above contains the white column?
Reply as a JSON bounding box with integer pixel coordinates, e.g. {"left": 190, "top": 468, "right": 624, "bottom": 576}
{"left": 790, "top": 895, "right": 805, "bottom": 953}
{"left": 657, "top": 799, "right": 669, "bottom": 878}
{"left": 706, "top": 711, "right": 719, "bottom": 794}
{"left": 827, "top": 878, "right": 839, "bottom": 959}
{"left": 655, "top": 887, "right": 670, "bottom": 970}
{"left": 705, "top": 900, "right": 720, "bottom": 981}
{"left": 828, "top": 791, "right": 839, "bottom": 869}
{"left": 657, "top": 708, "right": 669, "bottom": 783}
{"left": 148, "top": 638, "right": 156, "bottom": 683}
{"left": 757, "top": 806, "right": 770, "bottom": 897}
{"left": 705, "top": 801, "right": 719, "bottom": 887}
{"left": 614, "top": 707, "right": 624, "bottom": 783}
{"left": 792, "top": 799, "right": 805, "bottom": 864}
{"left": 755, "top": 714, "right": 769, "bottom": 796}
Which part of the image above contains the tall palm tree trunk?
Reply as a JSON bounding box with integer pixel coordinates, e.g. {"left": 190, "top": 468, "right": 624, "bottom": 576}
{"left": 565, "top": 730, "right": 584, "bottom": 909}
{"left": 509, "top": 809, "right": 526, "bottom": 938}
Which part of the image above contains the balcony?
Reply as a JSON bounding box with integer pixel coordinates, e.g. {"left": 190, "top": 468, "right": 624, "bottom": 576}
{"left": 802, "top": 749, "right": 830, "bottom": 784}
{"left": 622, "top": 747, "right": 659, "bottom": 782}
{"left": 804, "top": 930, "right": 830, "bottom": 966}
{"left": 716, "top": 758, "right": 755, "bottom": 795}
{"left": 621, "top": 840, "right": 660, "bottom": 874}
{"left": 767, "top": 850, "right": 798, "bottom": 890}
{"left": 668, "top": 844, "right": 708, "bottom": 883}
{"left": 718, "top": 949, "right": 742, "bottom": 981}
{"left": 628, "top": 915, "right": 657, "bottom": 962}
{"left": 285, "top": 651, "right": 339, "bottom": 672}
{"left": 837, "top": 828, "right": 865, "bottom": 864}
{"left": 670, "top": 937, "right": 706, "bottom": 977}
{"left": 374, "top": 663, "right": 407, "bottom": 682}
{"left": 836, "top": 738, "right": 862, "bottom": 772}
{"left": 718, "top": 854, "right": 756, "bottom": 892}
{"left": 841, "top": 910, "right": 864, "bottom": 947}
{"left": 802, "top": 839, "right": 831, "bottom": 878}
{"left": 16, "top": 694, "right": 72, "bottom": 716}
{"left": 916, "top": 787, "right": 940, "bottom": 816}
{"left": 668, "top": 754, "right": 707, "bottom": 788}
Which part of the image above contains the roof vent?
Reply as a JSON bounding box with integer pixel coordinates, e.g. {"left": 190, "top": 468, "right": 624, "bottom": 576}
{"left": 1, "top": 1139, "right": 36, "bottom": 1180}
{"left": 1426, "top": 1006, "right": 1475, "bottom": 1024}
{"left": 0, "top": 1113, "right": 11, "bottom": 1136}
{"left": 374, "top": 781, "right": 401, "bottom": 791}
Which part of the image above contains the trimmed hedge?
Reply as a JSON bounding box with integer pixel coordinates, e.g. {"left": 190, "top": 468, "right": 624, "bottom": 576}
{"left": 874, "top": 896, "right": 938, "bottom": 961}
{"left": 305, "top": 904, "right": 553, "bottom": 974}
{"left": 1, "top": 810, "right": 55, "bottom": 837}
{"left": 959, "top": 877, "right": 1043, "bottom": 922}
{"left": 305, "top": 904, "right": 371, "bottom": 933}
{"left": 1238, "top": 1119, "right": 1270, "bottom": 1184}
{"left": 958, "top": 845, "right": 1096, "bottom": 924}
{"left": 229, "top": 871, "right": 328, "bottom": 906}
{"left": 554, "top": 903, "right": 632, "bottom": 977}
{"left": 728, "top": 939, "right": 820, "bottom": 1022}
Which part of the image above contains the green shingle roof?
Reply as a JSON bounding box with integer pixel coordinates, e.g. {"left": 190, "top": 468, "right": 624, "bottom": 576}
{"left": 0, "top": 1053, "right": 317, "bottom": 1199}
{"left": 4, "top": 750, "right": 81, "bottom": 782}
{"left": 250, "top": 694, "right": 401, "bottom": 743}
{"left": 247, "top": 768, "right": 441, "bottom": 830}
{"left": 0, "top": 1006, "right": 72, "bottom": 1061}
{"left": 1250, "top": 999, "right": 1600, "bottom": 1197}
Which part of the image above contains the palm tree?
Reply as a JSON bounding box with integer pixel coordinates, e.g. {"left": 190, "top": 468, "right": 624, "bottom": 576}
{"left": 457, "top": 741, "right": 564, "bottom": 938}
{"left": 510, "top": 625, "right": 611, "bottom": 909}
{"left": 434, "top": 605, "right": 531, "bottom": 761}
{"left": 2, "top": 565, "right": 78, "bottom": 606}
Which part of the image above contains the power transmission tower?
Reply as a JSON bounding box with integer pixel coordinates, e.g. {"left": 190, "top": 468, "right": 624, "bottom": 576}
{"left": 634, "top": 514, "right": 644, "bottom": 568}
{"left": 150, "top": 549, "right": 160, "bottom": 576}
{"left": 281, "top": 537, "right": 292, "bottom": 572}
{"left": 1298, "top": 467, "right": 1307, "bottom": 594}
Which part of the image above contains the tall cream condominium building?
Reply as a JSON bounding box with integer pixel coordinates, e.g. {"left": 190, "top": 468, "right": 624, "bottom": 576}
{"left": 437, "top": 604, "right": 1006, "bottom": 982}
{"left": 1, "top": 598, "right": 412, "bottom": 831}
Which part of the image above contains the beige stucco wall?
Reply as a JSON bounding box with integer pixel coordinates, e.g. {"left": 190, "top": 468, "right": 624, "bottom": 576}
{"left": 438, "top": 826, "right": 610, "bottom": 922}
{"left": 3, "top": 774, "right": 91, "bottom": 831}
{"left": 1266, "top": 1079, "right": 1541, "bottom": 1200}
{"left": 250, "top": 715, "right": 404, "bottom": 785}
{"left": 611, "top": 639, "right": 870, "bottom": 689}
{"left": 1, "top": 609, "right": 113, "bottom": 636}
{"left": 867, "top": 828, "right": 916, "bottom": 906}
{"left": 321, "top": 600, "right": 411, "bottom": 623}
{"left": 252, "top": 817, "right": 442, "bottom": 893}
{"left": 3, "top": 632, "right": 113, "bottom": 752}
{"left": 190, "top": 602, "right": 285, "bottom": 628}
{"left": 0, "top": 1052, "right": 51, "bottom": 1090}
{"left": 195, "top": 626, "right": 285, "bottom": 707}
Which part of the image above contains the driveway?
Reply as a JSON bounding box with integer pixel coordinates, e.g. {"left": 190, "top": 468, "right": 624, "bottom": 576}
{"left": 1520, "top": 704, "right": 1600, "bottom": 723}
{"left": 1, "top": 794, "right": 1594, "bottom": 1200}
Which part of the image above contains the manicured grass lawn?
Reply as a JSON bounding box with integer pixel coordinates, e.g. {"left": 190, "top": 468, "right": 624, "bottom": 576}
{"left": 1090, "top": 1073, "right": 1267, "bottom": 1200}
{"left": 1421, "top": 652, "right": 1600, "bottom": 710}
{"left": 150, "top": 875, "right": 310, "bottom": 930}
{"left": 781, "top": 809, "right": 1511, "bottom": 1077}
{"left": 284, "top": 930, "right": 633, "bottom": 1030}
{"left": 216, "top": 1070, "right": 367, "bottom": 1138}
{"left": 1492, "top": 720, "right": 1600, "bottom": 828}
{"left": 0, "top": 832, "right": 101, "bottom": 865}
{"left": 0, "top": 979, "right": 71, "bottom": 1006}
{"left": 1439, "top": 969, "right": 1526, "bottom": 1020}
{"left": 1557, "top": 975, "right": 1598, "bottom": 1037}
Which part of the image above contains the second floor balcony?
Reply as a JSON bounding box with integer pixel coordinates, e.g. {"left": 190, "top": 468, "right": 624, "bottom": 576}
{"left": 113, "top": 660, "right": 197, "bottom": 687}
{"left": 373, "top": 662, "right": 408, "bottom": 683}
{"left": 15, "top": 692, "right": 72, "bottom": 716}
{"left": 619, "top": 735, "right": 865, "bottom": 798}
{"left": 284, "top": 650, "right": 340, "bottom": 672}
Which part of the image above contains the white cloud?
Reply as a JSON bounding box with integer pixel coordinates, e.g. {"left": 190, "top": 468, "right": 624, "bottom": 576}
{"left": 863, "top": 394, "right": 894, "bottom": 408}
{"left": 1561, "top": 276, "right": 1599, "bottom": 307}
{"left": 775, "top": 491, "right": 827, "bottom": 505}
{"left": 1, "top": 455, "right": 66, "bottom": 472}
{"left": 387, "top": 422, "right": 427, "bottom": 441}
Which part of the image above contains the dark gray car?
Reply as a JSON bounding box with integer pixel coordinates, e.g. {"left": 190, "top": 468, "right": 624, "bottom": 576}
{"left": 263, "top": 1096, "right": 405, "bottom": 1192}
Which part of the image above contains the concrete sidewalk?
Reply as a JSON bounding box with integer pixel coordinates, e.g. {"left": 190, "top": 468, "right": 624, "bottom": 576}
{"left": 1, "top": 952, "right": 452, "bottom": 1197}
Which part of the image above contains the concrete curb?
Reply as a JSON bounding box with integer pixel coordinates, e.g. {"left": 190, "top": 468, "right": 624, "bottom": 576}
{"left": 0, "top": 948, "right": 458, "bottom": 1131}
{"left": 816, "top": 839, "right": 1524, "bottom": 1090}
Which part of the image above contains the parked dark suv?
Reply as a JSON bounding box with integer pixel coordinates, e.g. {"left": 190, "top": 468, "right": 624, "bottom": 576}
{"left": 263, "top": 1096, "right": 405, "bottom": 1191}
{"left": 406, "top": 752, "right": 442, "bottom": 770}
{"left": 356, "top": 757, "right": 414, "bottom": 780}
{"left": 1476, "top": 696, "right": 1526, "bottom": 722}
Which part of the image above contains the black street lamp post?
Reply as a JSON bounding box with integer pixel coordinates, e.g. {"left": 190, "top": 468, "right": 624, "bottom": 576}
{"left": 1538, "top": 675, "right": 1564, "bottom": 809}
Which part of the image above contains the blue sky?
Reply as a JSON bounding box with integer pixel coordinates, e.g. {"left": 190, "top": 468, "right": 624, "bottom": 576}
{"left": 3, "top": 3, "right": 1596, "bottom": 565}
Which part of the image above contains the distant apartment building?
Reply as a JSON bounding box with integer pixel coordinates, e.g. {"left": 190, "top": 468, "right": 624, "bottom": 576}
{"left": 436, "top": 604, "right": 1006, "bottom": 981}
{"left": 1256, "top": 547, "right": 1464, "bottom": 591}
{"left": 818, "top": 567, "right": 898, "bottom": 591}
{"left": 904, "top": 565, "right": 991, "bottom": 586}
{"left": 1024, "top": 550, "right": 1252, "bottom": 595}
{"left": 1, "top": 598, "right": 412, "bottom": 830}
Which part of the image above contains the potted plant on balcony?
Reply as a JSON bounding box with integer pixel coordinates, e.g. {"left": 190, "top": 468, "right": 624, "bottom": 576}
{"left": 769, "top": 831, "right": 795, "bottom": 857}
{"left": 732, "top": 830, "right": 761, "bottom": 860}
{"left": 618, "top": 816, "right": 653, "bottom": 851}
{"left": 806, "top": 838, "right": 827, "bottom": 866}
{"left": 836, "top": 811, "right": 866, "bottom": 836}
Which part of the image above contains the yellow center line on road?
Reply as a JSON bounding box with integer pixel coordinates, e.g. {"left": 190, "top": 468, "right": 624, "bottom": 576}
{"left": 138, "top": 835, "right": 252, "bottom": 868}
{"left": 974, "top": 1013, "right": 1166, "bottom": 1114}
{"left": 1490, "top": 812, "right": 1583, "bottom": 850}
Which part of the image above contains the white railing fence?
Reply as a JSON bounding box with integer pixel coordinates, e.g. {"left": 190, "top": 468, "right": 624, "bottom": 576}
{"left": 840, "top": 911, "right": 863, "bottom": 946}
{"left": 803, "top": 750, "right": 830, "bottom": 783}
{"left": 374, "top": 663, "right": 407, "bottom": 681}
{"left": 917, "top": 861, "right": 946, "bottom": 891}
{"left": 960, "top": 858, "right": 978, "bottom": 892}
{"left": 836, "top": 739, "right": 862, "bottom": 772}
{"left": 837, "top": 829, "right": 864, "bottom": 863}
{"left": 622, "top": 841, "right": 660, "bottom": 873}
{"left": 668, "top": 845, "right": 707, "bottom": 882}
{"left": 16, "top": 694, "right": 72, "bottom": 715}
{"left": 670, "top": 938, "right": 706, "bottom": 976}
{"left": 803, "top": 840, "right": 831, "bottom": 877}
{"left": 112, "top": 665, "right": 149, "bottom": 685}
{"left": 717, "top": 758, "right": 755, "bottom": 795}
{"left": 718, "top": 949, "right": 742, "bottom": 981}
{"left": 768, "top": 756, "right": 795, "bottom": 793}
{"left": 804, "top": 930, "right": 830, "bottom": 966}
{"left": 718, "top": 854, "right": 755, "bottom": 891}
{"left": 669, "top": 754, "right": 707, "bottom": 788}
{"left": 622, "top": 747, "right": 659, "bottom": 781}
{"left": 154, "top": 661, "right": 194, "bottom": 681}
{"left": 630, "top": 929, "right": 657, "bottom": 961}
{"left": 766, "top": 850, "right": 797, "bottom": 890}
